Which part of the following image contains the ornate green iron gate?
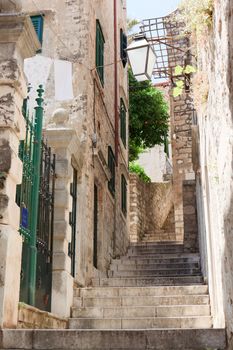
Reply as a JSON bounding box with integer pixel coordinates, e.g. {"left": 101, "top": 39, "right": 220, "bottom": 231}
{"left": 17, "top": 86, "right": 55, "bottom": 311}
{"left": 36, "top": 141, "right": 55, "bottom": 311}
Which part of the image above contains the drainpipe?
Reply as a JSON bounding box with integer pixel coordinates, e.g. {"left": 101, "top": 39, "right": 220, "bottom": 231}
{"left": 113, "top": 0, "right": 118, "bottom": 256}
{"left": 114, "top": 0, "right": 119, "bottom": 165}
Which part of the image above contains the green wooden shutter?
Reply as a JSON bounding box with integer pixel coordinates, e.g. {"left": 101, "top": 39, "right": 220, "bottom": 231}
{"left": 120, "top": 29, "right": 127, "bottom": 68}
{"left": 164, "top": 133, "right": 169, "bottom": 157}
{"left": 31, "top": 15, "right": 44, "bottom": 45}
{"left": 108, "top": 147, "right": 115, "bottom": 196}
{"left": 120, "top": 99, "right": 127, "bottom": 147}
{"left": 121, "top": 175, "right": 127, "bottom": 216}
{"left": 96, "top": 20, "right": 105, "bottom": 85}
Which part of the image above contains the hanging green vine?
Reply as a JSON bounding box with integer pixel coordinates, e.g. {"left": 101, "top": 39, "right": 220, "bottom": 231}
{"left": 172, "top": 65, "right": 196, "bottom": 97}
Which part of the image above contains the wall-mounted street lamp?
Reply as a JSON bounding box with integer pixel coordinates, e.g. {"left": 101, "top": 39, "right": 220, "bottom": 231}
{"left": 127, "top": 34, "right": 157, "bottom": 82}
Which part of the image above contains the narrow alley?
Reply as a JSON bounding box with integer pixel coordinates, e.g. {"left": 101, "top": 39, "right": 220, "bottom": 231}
{"left": 0, "top": 0, "right": 232, "bottom": 349}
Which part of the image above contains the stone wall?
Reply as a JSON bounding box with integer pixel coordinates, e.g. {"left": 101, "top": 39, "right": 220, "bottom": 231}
{"left": 129, "top": 174, "right": 174, "bottom": 242}
{"left": 129, "top": 174, "right": 147, "bottom": 242}
{"left": 17, "top": 303, "right": 67, "bottom": 329}
{"left": 0, "top": 10, "right": 40, "bottom": 328}
{"left": 166, "top": 19, "right": 196, "bottom": 242}
{"left": 21, "top": 0, "right": 129, "bottom": 293}
{"left": 193, "top": 0, "right": 233, "bottom": 341}
{"left": 183, "top": 180, "right": 199, "bottom": 253}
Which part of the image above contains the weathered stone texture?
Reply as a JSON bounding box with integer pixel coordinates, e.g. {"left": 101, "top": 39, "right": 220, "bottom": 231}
{"left": 166, "top": 20, "right": 195, "bottom": 242}
{"left": 17, "top": 303, "right": 67, "bottom": 329}
{"left": 0, "top": 14, "right": 39, "bottom": 328}
{"left": 129, "top": 174, "right": 174, "bottom": 242}
{"left": 193, "top": 0, "right": 233, "bottom": 341}
{"left": 22, "top": 0, "right": 129, "bottom": 292}
{"left": 183, "top": 180, "right": 199, "bottom": 253}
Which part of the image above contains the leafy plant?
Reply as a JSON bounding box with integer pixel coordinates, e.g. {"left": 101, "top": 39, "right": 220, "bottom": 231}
{"left": 177, "top": 0, "right": 214, "bottom": 35}
{"left": 129, "top": 162, "right": 151, "bottom": 183}
{"left": 172, "top": 65, "right": 196, "bottom": 97}
{"left": 129, "top": 140, "right": 145, "bottom": 163}
{"left": 129, "top": 69, "right": 169, "bottom": 161}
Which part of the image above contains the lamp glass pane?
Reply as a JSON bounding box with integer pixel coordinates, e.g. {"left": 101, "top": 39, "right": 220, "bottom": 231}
{"left": 147, "top": 46, "right": 157, "bottom": 78}
{"left": 128, "top": 46, "right": 147, "bottom": 76}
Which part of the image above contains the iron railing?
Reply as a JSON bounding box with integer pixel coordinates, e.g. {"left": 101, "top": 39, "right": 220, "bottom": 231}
{"left": 36, "top": 141, "right": 55, "bottom": 311}
{"left": 17, "top": 86, "right": 56, "bottom": 310}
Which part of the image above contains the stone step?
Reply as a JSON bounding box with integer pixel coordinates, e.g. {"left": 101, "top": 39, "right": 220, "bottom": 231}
{"left": 109, "top": 268, "right": 201, "bottom": 278}
{"left": 112, "top": 256, "right": 200, "bottom": 265}
{"left": 130, "top": 240, "right": 183, "bottom": 246}
{"left": 110, "top": 262, "right": 200, "bottom": 271}
{"left": 141, "top": 239, "right": 177, "bottom": 243}
{"left": 143, "top": 231, "right": 176, "bottom": 235}
{"left": 75, "top": 285, "right": 209, "bottom": 298}
{"left": 74, "top": 294, "right": 209, "bottom": 308}
{"left": 69, "top": 316, "right": 213, "bottom": 330}
{"left": 129, "top": 242, "right": 183, "bottom": 248}
{"left": 92, "top": 275, "right": 204, "bottom": 287}
{"left": 141, "top": 235, "right": 176, "bottom": 239}
{"left": 127, "top": 246, "right": 185, "bottom": 254}
{"left": 141, "top": 235, "right": 176, "bottom": 240}
{"left": 72, "top": 304, "right": 211, "bottom": 318}
{"left": 122, "top": 253, "right": 200, "bottom": 259}
{"left": 1, "top": 329, "right": 226, "bottom": 349}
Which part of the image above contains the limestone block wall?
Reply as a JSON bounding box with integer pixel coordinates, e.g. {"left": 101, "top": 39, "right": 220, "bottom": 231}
{"left": 21, "top": 0, "right": 129, "bottom": 289}
{"left": 129, "top": 174, "right": 147, "bottom": 242}
{"left": 166, "top": 19, "right": 196, "bottom": 242}
{"left": 192, "top": 0, "right": 233, "bottom": 341}
{"left": 183, "top": 180, "right": 199, "bottom": 253}
{"left": 129, "top": 174, "right": 174, "bottom": 242}
{"left": 0, "top": 13, "right": 40, "bottom": 327}
{"left": 17, "top": 303, "right": 67, "bottom": 329}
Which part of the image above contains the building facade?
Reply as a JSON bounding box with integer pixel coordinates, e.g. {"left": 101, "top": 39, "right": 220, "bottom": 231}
{"left": 0, "top": 0, "right": 129, "bottom": 327}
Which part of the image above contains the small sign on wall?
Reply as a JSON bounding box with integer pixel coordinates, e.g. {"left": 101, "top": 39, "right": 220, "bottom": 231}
{"left": 21, "top": 207, "right": 29, "bottom": 229}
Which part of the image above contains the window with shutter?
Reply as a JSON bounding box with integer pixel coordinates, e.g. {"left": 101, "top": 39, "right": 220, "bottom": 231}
{"left": 31, "top": 15, "right": 44, "bottom": 46}
{"left": 121, "top": 174, "right": 127, "bottom": 216}
{"left": 164, "top": 133, "right": 169, "bottom": 157}
{"left": 108, "top": 147, "right": 115, "bottom": 196}
{"left": 120, "top": 29, "right": 127, "bottom": 68}
{"left": 120, "top": 99, "right": 127, "bottom": 148}
{"left": 96, "top": 20, "right": 105, "bottom": 85}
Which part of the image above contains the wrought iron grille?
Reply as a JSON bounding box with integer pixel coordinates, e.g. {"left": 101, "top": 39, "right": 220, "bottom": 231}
{"left": 17, "top": 86, "right": 56, "bottom": 310}
{"left": 36, "top": 141, "right": 56, "bottom": 311}
{"left": 37, "top": 141, "right": 55, "bottom": 256}
{"left": 16, "top": 96, "right": 36, "bottom": 242}
{"left": 140, "top": 15, "right": 190, "bottom": 80}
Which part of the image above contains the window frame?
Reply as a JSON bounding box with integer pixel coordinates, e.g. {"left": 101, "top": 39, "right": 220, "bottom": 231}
{"left": 31, "top": 15, "right": 44, "bottom": 46}
{"left": 120, "top": 29, "right": 128, "bottom": 68}
{"left": 120, "top": 98, "right": 127, "bottom": 148}
{"left": 96, "top": 20, "right": 105, "bottom": 86}
{"left": 108, "top": 146, "right": 116, "bottom": 197}
{"left": 121, "top": 174, "right": 127, "bottom": 216}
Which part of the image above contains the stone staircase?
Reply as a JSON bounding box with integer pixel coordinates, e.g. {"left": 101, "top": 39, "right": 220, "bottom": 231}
{"left": 2, "top": 241, "right": 225, "bottom": 350}
{"left": 67, "top": 241, "right": 226, "bottom": 349}
{"left": 141, "top": 230, "right": 176, "bottom": 242}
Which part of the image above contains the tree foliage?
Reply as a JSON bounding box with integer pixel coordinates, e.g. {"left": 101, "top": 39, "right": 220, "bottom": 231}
{"left": 129, "top": 70, "right": 169, "bottom": 161}
{"left": 129, "top": 163, "right": 151, "bottom": 183}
